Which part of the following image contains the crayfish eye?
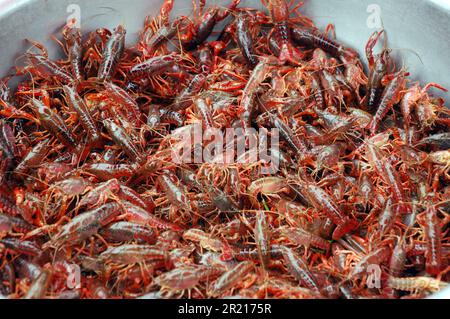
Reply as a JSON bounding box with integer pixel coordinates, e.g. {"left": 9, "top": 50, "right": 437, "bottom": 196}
{"left": 42, "top": 108, "right": 53, "bottom": 117}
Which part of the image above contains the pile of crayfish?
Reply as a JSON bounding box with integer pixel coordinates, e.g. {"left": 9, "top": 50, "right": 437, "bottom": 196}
{"left": 0, "top": 0, "right": 449, "bottom": 299}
